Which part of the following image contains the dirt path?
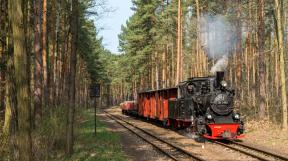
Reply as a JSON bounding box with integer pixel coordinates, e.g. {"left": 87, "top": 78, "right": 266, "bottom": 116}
{"left": 97, "top": 112, "right": 172, "bottom": 161}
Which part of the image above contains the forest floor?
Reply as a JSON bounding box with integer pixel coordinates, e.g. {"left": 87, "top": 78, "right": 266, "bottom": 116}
{"left": 243, "top": 120, "right": 288, "bottom": 155}
{"left": 56, "top": 109, "right": 128, "bottom": 161}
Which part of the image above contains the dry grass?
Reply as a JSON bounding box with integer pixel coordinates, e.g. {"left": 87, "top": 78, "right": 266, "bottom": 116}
{"left": 245, "top": 119, "right": 277, "bottom": 132}
{"left": 244, "top": 119, "right": 288, "bottom": 155}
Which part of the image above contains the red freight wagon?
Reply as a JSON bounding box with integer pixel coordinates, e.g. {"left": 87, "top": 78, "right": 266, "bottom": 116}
{"left": 137, "top": 88, "right": 177, "bottom": 123}
{"left": 120, "top": 101, "right": 137, "bottom": 115}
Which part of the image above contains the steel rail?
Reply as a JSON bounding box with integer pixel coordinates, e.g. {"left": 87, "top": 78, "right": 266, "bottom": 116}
{"left": 232, "top": 141, "right": 288, "bottom": 161}
{"left": 104, "top": 111, "right": 205, "bottom": 161}
{"left": 213, "top": 140, "right": 288, "bottom": 161}
{"left": 105, "top": 114, "right": 179, "bottom": 161}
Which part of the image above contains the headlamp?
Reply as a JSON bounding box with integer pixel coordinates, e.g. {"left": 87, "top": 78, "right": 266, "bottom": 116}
{"left": 234, "top": 113, "right": 240, "bottom": 120}
{"left": 220, "top": 80, "right": 227, "bottom": 87}
{"left": 207, "top": 114, "right": 213, "bottom": 120}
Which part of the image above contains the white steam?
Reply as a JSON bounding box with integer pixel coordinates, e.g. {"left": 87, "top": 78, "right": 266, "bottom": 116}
{"left": 210, "top": 56, "right": 228, "bottom": 74}
{"left": 200, "top": 14, "right": 237, "bottom": 74}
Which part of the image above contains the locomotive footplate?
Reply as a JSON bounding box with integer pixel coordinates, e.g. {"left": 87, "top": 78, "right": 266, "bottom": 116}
{"left": 203, "top": 123, "right": 244, "bottom": 140}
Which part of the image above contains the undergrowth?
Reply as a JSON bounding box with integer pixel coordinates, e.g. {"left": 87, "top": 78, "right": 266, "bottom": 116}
{"left": 51, "top": 109, "right": 127, "bottom": 161}
{"left": 67, "top": 109, "right": 126, "bottom": 161}
{"left": 0, "top": 108, "right": 127, "bottom": 161}
{"left": 33, "top": 107, "right": 67, "bottom": 161}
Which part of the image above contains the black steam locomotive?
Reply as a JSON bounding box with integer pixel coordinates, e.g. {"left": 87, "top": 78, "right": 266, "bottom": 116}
{"left": 168, "top": 72, "right": 244, "bottom": 139}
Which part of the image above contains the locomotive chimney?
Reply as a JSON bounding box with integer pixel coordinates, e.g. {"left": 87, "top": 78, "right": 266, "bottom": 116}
{"left": 216, "top": 71, "right": 225, "bottom": 87}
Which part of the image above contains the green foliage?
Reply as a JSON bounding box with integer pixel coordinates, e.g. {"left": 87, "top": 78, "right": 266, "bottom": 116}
{"left": 78, "top": 20, "right": 105, "bottom": 83}
{"left": 118, "top": 0, "right": 161, "bottom": 82}
{"left": 77, "top": 0, "right": 108, "bottom": 84}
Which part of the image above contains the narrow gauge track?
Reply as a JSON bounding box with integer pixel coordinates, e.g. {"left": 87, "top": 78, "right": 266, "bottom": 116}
{"left": 213, "top": 140, "right": 288, "bottom": 161}
{"left": 104, "top": 111, "right": 205, "bottom": 161}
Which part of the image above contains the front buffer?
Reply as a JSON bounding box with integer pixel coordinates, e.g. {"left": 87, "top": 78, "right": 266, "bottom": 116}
{"left": 203, "top": 123, "right": 244, "bottom": 140}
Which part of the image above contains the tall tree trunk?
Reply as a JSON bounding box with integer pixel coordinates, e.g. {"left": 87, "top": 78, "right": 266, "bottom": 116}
{"left": 3, "top": 39, "right": 18, "bottom": 160}
{"left": 0, "top": 0, "right": 7, "bottom": 122}
{"left": 245, "top": 33, "right": 250, "bottom": 100}
{"left": 274, "top": 0, "right": 287, "bottom": 130}
{"left": 155, "top": 52, "right": 159, "bottom": 89}
{"left": 252, "top": 41, "right": 256, "bottom": 108}
{"left": 195, "top": 0, "right": 200, "bottom": 77}
{"left": 151, "top": 56, "right": 154, "bottom": 89}
{"left": 48, "top": 0, "right": 57, "bottom": 107}
{"left": 274, "top": 38, "right": 279, "bottom": 96}
{"left": 162, "top": 45, "right": 167, "bottom": 88}
{"left": 3, "top": 8, "right": 18, "bottom": 159}
{"left": 236, "top": 0, "right": 242, "bottom": 102}
{"left": 9, "top": 0, "right": 32, "bottom": 160}
{"left": 66, "top": 0, "right": 78, "bottom": 156}
{"left": 180, "top": 3, "right": 183, "bottom": 81}
{"left": 171, "top": 43, "right": 175, "bottom": 86}
{"left": 176, "top": 0, "right": 182, "bottom": 84}
{"left": 42, "top": 0, "right": 48, "bottom": 107}
{"left": 54, "top": 0, "right": 61, "bottom": 105}
{"left": 34, "top": 0, "right": 42, "bottom": 125}
{"left": 257, "top": 0, "right": 266, "bottom": 119}
{"left": 3, "top": 62, "right": 16, "bottom": 157}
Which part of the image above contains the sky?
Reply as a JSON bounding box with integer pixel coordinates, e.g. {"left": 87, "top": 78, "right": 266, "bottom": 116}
{"left": 97, "top": 0, "right": 134, "bottom": 54}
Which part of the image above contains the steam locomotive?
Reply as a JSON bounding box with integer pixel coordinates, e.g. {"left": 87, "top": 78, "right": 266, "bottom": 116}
{"left": 121, "top": 72, "right": 244, "bottom": 140}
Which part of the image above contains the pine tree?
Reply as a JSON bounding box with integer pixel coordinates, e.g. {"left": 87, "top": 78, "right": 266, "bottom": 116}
{"left": 9, "top": 0, "right": 32, "bottom": 160}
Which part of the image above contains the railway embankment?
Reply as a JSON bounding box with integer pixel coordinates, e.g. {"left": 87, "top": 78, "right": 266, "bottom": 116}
{"left": 99, "top": 106, "right": 288, "bottom": 161}
{"left": 102, "top": 107, "right": 255, "bottom": 160}
{"left": 98, "top": 111, "right": 174, "bottom": 161}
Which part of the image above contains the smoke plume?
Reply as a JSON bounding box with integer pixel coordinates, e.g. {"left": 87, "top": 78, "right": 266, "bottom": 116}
{"left": 210, "top": 56, "right": 228, "bottom": 74}
{"left": 200, "top": 14, "right": 237, "bottom": 74}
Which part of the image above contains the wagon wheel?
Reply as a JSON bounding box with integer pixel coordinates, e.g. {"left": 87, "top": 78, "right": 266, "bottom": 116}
{"left": 171, "top": 120, "right": 179, "bottom": 130}
{"left": 162, "top": 120, "right": 168, "bottom": 128}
